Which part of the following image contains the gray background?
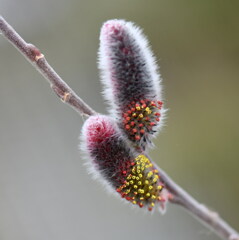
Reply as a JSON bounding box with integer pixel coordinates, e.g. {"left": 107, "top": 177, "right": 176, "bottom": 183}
{"left": 0, "top": 1, "right": 238, "bottom": 240}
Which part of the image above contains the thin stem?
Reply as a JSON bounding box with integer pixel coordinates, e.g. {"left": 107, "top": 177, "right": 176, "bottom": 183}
{"left": 0, "top": 15, "right": 96, "bottom": 117}
{"left": 0, "top": 15, "right": 238, "bottom": 240}
{"left": 151, "top": 159, "right": 239, "bottom": 240}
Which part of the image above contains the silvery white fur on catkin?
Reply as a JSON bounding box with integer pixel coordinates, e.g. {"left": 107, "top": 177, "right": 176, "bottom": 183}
{"left": 98, "top": 19, "right": 166, "bottom": 145}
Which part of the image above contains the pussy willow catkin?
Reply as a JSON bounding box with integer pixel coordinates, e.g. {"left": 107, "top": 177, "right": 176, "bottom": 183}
{"left": 81, "top": 115, "right": 166, "bottom": 211}
{"left": 98, "top": 20, "right": 165, "bottom": 151}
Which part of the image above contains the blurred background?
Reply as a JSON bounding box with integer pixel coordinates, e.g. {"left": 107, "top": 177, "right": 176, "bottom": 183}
{"left": 0, "top": 1, "right": 238, "bottom": 240}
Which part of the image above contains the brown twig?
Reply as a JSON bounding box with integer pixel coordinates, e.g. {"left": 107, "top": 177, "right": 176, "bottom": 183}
{"left": 0, "top": 15, "right": 238, "bottom": 240}
{"left": 0, "top": 16, "right": 96, "bottom": 117}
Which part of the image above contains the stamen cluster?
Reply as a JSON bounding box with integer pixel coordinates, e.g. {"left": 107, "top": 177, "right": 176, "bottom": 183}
{"left": 122, "top": 99, "right": 163, "bottom": 149}
{"left": 117, "top": 155, "right": 164, "bottom": 211}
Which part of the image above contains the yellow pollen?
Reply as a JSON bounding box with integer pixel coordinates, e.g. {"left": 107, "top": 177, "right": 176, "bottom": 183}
{"left": 136, "top": 106, "right": 141, "bottom": 110}
{"left": 139, "top": 113, "right": 144, "bottom": 118}
{"left": 116, "top": 155, "right": 163, "bottom": 210}
{"left": 153, "top": 178, "right": 157, "bottom": 183}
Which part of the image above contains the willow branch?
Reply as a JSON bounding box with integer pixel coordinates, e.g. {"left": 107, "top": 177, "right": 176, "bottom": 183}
{"left": 0, "top": 16, "right": 96, "bottom": 117}
{"left": 151, "top": 158, "right": 239, "bottom": 240}
{"left": 0, "top": 15, "right": 238, "bottom": 240}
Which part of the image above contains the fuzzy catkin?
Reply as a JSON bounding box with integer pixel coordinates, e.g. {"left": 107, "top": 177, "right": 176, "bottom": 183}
{"left": 98, "top": 19, "right": 165, "bottom": 151}
{"left": 81, "top": 115, "right": 166, "bottom": 211}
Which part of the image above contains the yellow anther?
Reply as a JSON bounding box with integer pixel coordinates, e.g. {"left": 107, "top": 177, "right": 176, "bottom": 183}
{"left": 126, "top": 182, "right": 130, "bottom": 186}
{"left": 132, "top": 201, "right": 137, "bottom": 204}
{"left": 132, "top": 176, "right": 136, "bottom": 179}
{"left": 157, "top": 185, "right": 163, "bottom": 190}
{"left": 154, "top": 169, "right": 159, "bottom": 173}
{"left": 145, "top": 107, "right": 152, "bottom": 114}
{"left": 151, "top": 195, "right": 156, "bottom": 199}
{"left": 127, "top": 175, "right": 131, "bottom": 180}
{"left": 145, "top": 180, "right": 149, "bottom": 185}
{"left": 140, "top": 197, "right": 144, "bottom": 200}
{"left": 151, "top": 202, "right": 155, "bottom": 207}
{"left": 137, "top": 170, "right": 141, "bottom": 174}
{"left": 132, "top": 113, "right": 137, "bottom": 117}
{"left": 139, "top": 113, "right": 144, "bottom": 118}
{"left": 149, "top": 186, "right": 153, "bottom": 190}
{"left": 138, "top": 181, "right": 142, "bottom": 185}
{"left": 147, "top": 171, "right": 153, "bottom": 177}
{"left": 134, "top": 185, "right": 138, "bottom": 189}
{"left": 139, "top": 174, "right": 143, "bottom": 178}
{"left": 130, "top": 180, "right": 134, "bottom": 184}
{"left": 146, "top": 193, "right": 151, "bottom": 197}
{"left": 153, "top": 178, "right": 157, "bottom": 183}
{"left": 136, "top": 177, "right": 139, "bottom": 180}
{"left": 145, "top": 109, "right": 152, "bottom": 114}
{"left": 136, "top": 106, "right": 141, "bottom": 110}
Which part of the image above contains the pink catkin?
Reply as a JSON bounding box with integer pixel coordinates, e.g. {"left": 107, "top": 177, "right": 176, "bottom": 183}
{"left": 81, "top": 115, "right": 166, "bottom": 212}
{"left": 98, "top": 20, "right": 165, "bottom": 151}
